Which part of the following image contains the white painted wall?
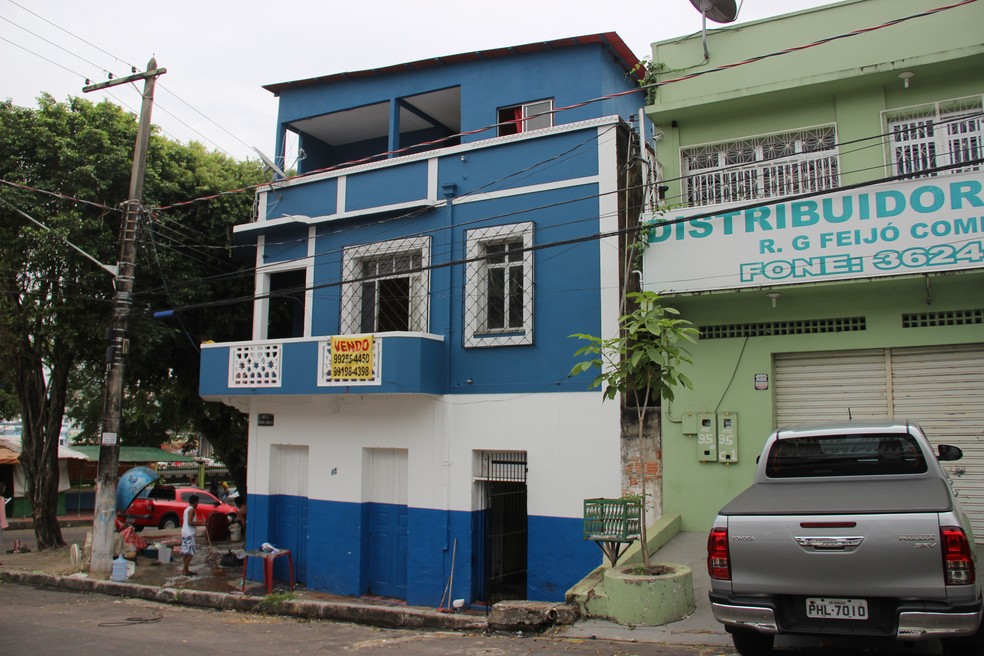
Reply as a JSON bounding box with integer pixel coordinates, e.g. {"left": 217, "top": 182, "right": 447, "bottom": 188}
{"left": 245, "top": 391, "right": 621, "bottom": 518}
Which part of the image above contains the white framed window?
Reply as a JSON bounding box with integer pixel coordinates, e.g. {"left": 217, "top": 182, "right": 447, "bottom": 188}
{"left": 681, "top": 126, "right": 839, "bottom": 207}
{"left": 884, "top": 96, "right": 983, "bottom": 178}
{"left": 497, "top": 99, "right": 553, "bottom": 136}
{"left": 464, "top": 222, "right": 534, "bottom": 348}
{"left": 340, "top": 236, "right": 430, "bottom": 334}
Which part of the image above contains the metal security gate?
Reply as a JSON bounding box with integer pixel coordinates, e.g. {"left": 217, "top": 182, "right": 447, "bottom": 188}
{"left": 775, "top": 344, "right": 984, "bottom": 536}
{"left": 477, "top": 451, "right": 527, "bottom": 606}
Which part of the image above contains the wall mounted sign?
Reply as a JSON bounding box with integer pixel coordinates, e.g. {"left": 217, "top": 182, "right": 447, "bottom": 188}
{"left": 754, "top": 373, "right": 769, "bottom": 391}
{"left": 330, "top": 335, "right": 374, "bottom": 380}
{"left": 643, "top": 171, "right": 984, "bottom": 293}
{"left": 257, "top": 413, "right": 274, "bottom": 426}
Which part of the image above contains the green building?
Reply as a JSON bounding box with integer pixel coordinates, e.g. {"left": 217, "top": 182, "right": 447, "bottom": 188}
{"left": 643, "top": 0, "right": 984, "bottom": 534}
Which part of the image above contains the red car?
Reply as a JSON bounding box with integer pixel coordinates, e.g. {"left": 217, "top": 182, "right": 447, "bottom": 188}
{"left": 120, "top": 485, "right": 238, "bottom": 531}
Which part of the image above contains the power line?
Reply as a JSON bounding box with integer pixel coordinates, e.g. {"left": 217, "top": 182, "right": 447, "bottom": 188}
{"left": 140, "top": 157, "right": 984, "bottom": 319}
{"left": 4, "top": 0, "right": 255, "bottom": 159}
{"left": 151, "top": 0, "right": 977, "bottom": 212}
{"left": 6, "top": 0, "right": 135, "bottom": 69}
{"left": 0, "top": 13, "right": 112, "bottom": 78}
{"left": 0, "top": 33, "right": 87, "bottom": 80}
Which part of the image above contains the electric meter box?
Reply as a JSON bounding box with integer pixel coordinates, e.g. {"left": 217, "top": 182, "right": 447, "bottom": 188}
{"left": 717, "top": 412, "right": 738, "bottom": 463}
{"left": 697, "top": 413, "right": 717, "bottom": 462}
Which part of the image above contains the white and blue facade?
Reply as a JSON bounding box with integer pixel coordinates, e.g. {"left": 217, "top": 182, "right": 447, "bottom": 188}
{"left": 200, "top": 34, "right": 653, "bottom": 606}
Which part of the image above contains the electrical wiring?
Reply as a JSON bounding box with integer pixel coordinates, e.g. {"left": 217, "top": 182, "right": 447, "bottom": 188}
{"left": 133, "top": 125, "right": 984, "bottom": 302}
{"left": 146, "top": 219, "right": 203, "bottom": 353}
{"left": 0, "top": 179, "right": 118, "bottom": 211}
{"left": 4, "top": 0, "right": 255, "bottom": 160}
{"left": 148, "top": 0, "right": 979, "bottom": 213}
{"left": 0, "top": 34, "right": 87, "bottom": 80}
{"left": 0, "top": 14, "right": 111, "bottom": 78}
{"left": 6, "top": 0, "right": 136, "bottom": 70}
{"left": 132, "top": 127, "right": 619, "bottom": 296}
{"left": 151, "top": 100, "right": 236, "bottom": 158}
{"left": 157, "top": 82, "right": 256, "bottom": 152}
{"left": 138, "top": 155, "right": 984, "bottom": 319}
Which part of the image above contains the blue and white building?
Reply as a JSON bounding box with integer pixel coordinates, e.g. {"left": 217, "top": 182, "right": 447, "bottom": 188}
{"left": 200, "top": 34, "right": 654, "bottom": 606}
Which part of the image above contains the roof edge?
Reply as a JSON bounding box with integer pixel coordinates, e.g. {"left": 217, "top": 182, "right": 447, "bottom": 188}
{"left": 263, "top": 32, "right": 641, "bottom": 95}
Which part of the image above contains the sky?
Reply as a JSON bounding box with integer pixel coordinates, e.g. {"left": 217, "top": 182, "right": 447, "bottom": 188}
{"left": 1, "top": 0, "right": 832, "bottom": 164}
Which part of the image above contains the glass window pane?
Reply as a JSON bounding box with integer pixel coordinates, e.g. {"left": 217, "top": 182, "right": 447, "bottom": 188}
{"left": 508, "top": 265, "right": 524, "bottom": 328}
{"left": 487, "top": 269, "right": 505, "bottom": 330}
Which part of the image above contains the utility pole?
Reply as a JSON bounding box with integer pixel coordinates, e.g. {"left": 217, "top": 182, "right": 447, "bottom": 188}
{"left": 84, "top": 58, "right": 166, "bottom": 576}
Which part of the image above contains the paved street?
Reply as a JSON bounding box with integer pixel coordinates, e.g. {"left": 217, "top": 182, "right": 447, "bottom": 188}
{"left": 0, "top": 584, "right": 721, "bottom": 656}
{"left": 1, "top": 525, "right": 968, "bottom": 655}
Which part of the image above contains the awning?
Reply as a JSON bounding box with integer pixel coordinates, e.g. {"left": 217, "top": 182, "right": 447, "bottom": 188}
{"left": 0, "top": 442, "right": 19, "bottom": 465}
{"left": 69, "top": 446, "right": 197, "bottom": 463}
{"left": 0, "top": 437, "right": 88, "bottom": 462}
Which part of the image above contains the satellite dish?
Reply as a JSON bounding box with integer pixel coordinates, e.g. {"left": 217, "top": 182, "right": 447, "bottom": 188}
{"left": 689, "top": 0, "right": 738, "bottom": 24}
{"left": 252, "top": 147, "right": 287, "bottom": 179}
{"left": 689, "top": 0, "right": 739, "bottom": 60}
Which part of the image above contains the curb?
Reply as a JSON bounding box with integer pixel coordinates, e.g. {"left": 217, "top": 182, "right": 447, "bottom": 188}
{"left": 0, "top": 571, "right": 488, "bottom": 632}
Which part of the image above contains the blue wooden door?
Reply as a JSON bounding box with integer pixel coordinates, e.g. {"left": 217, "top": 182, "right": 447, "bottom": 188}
{"left": 271, "top": 445, "right": 309, "bottom": 583}
{"left": 366, "top": 449, "right": 408, "bottom": 599}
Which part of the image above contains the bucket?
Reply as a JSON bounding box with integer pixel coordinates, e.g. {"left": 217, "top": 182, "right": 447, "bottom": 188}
{"left": 229, "top": 523, "right": 242, "bottom": 541}
{"left": 111, "top": 554, "right": 129, "bottom": 582}
{"left": 156, "top": 543, "right": 172, "bottom": 564}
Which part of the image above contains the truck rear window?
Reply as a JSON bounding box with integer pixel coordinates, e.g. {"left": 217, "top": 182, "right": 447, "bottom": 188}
{"left": 765, "top": 433, "right": 927, "bottom": 478}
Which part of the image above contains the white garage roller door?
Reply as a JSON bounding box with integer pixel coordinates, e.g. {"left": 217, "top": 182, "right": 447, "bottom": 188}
{"left": 775, "top": 344, "right": 984, "bottom": 538}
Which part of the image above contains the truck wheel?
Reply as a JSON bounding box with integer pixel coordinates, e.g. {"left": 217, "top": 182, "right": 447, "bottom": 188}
{"left": 731, "top": 630, "right": 774, "bottom": 656}
{"left": 159, "top": 515, "right": 180, "bottom": 530}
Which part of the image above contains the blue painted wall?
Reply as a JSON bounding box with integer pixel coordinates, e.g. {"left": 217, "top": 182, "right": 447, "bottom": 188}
{"left": 245, "top": 494, "right": 597, "bottom": 606}
{"left": 266, "top": 178, "right": 337, "bottom": 222}
{"left": 273, "top": 44, "right": 641, "bottom": 166}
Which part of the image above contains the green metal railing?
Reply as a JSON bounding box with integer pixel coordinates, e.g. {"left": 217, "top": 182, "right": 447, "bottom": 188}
{"left": 583, "top": 497, "right": 642, "bottom": 565}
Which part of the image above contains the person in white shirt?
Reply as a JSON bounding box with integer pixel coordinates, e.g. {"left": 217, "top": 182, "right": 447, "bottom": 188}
{"left": 180, "top": 495, "right": 200, "bottom": 575}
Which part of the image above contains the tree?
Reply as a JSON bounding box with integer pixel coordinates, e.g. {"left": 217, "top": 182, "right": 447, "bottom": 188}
{"left": 570, "top": 288, "right": 698, "bottom": 570}
{"left": 0, "top": 95, "right": 263, "bottom": 548}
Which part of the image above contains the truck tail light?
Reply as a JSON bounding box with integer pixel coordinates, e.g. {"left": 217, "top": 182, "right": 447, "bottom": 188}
{"left": 941, "top": 526, "right": 975, "bottom": 585}
{"left": 707, "top": 527, "right": 731, "bottom": 581}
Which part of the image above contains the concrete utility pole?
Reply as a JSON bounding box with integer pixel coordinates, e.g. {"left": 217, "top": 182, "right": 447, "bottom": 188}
{"left": 84, "top": 58, "right": 166, "bottom": 576}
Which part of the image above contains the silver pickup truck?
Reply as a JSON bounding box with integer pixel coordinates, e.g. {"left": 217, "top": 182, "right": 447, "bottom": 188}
{"left": 708, "top": 420, "right": 982, "bottom": 656}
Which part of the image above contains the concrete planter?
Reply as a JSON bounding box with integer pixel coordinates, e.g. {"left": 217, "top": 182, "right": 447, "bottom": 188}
{"left": 602, "top": 563, "right": 695, "bottom": 626}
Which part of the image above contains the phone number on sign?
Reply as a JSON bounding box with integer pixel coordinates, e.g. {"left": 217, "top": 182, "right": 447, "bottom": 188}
{"left": 332, "top": 352, "right": 371, "bottom": 365}
{"left": 335, "top": 366, "right": 372, "bottom": 378}
{"left": 872, "top": 241, "right": 984, "bottom": 270}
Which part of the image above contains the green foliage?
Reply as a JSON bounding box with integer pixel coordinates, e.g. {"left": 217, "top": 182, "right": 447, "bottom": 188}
{"left": 0, "top": 95, "right": 265, "bottom": 531}
{"left": 570, "top": 291, "right": 698, "bottom": 408}
{"left": 629, "top": 58, "right": 665, "bottom": 105}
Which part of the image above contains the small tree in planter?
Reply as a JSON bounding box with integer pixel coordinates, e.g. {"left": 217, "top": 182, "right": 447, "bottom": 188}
{"left": 570, "top": 290, "right": 697, "bottom": 570}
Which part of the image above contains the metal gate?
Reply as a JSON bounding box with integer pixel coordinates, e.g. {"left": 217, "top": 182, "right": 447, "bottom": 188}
{"left": 775, "top": 344, "right": 984, "bottom": 536}
{"left": 477, "top": 451, "right": 527, "bottom": 606}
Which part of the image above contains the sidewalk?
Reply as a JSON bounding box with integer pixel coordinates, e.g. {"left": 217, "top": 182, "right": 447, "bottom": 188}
{"left": 1, "top": 516, "right": 731, "bottom": 648}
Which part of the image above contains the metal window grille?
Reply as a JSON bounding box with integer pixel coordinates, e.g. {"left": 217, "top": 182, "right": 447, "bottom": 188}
{"left": 464, "top": 223, "right": 534, "bottom": 348}
{"left": 340, "top": 237, "right": 430, "bottom": 335}
{"left": 681, "top": 126, "right": 839, "bottom": 207}
{"left": 902, "top": 309, "right": 984, "bottom": 328}
{"left": 884, "top": 96, "right": 983, "bottom": 178}
{"left": 699, "top": 317, "right": 866, "bottom": 340}
{"left": 476, "top": 450, "right": 528, "bottom": 482}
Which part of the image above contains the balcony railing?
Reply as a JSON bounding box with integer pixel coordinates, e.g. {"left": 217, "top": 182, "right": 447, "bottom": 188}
{"left": 686, "top": 151, "right": 839, "bottom": 207}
